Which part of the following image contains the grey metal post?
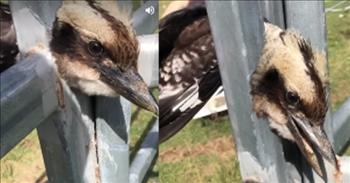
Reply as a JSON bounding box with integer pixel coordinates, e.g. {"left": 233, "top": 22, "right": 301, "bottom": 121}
{"left": 137, "top": 34, "right": 159, "bottom": 87}
{"left": 259, "top": 1, "right": 307, "bottom": 182}
{"left": 95, "top": 96, "right": 131, "bottom": 183}
{"left": 94, "top": 1, "right": 159, "bottom": 182}
{"left": 206, "top": 1, "right": 291, "bottom": 182}
{"left": 130, "top": 120, "right": 158, "bottom": 183}
{"left": 284, "top": 1, "right": 332, "bottom": 141}
{"left": 128, "top": 2, "right": 159, "bottom": 182}
{"left": 38, "top": 88, "right": 98, "bottom": 183}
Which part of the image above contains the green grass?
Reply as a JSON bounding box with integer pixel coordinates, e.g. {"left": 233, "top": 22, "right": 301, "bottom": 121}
{"left": 160, "top": 116, "right": 233, "bottom": 149}
{"left": 159, "top": 1, "right": 172, "bottom": 17}
{"left": 159, "top": 151, "right": 240, "bottom": 183}
{"left": 327, "top": 2, "right": 350, "bottom": 109}
{"left": 130, "top": 106, "right": 155, "bottom": 152}
{"left": 159, "top": 116, "right": 241, "bottom": 183}
{"left": 0, "top": 131, "right": 46, "bottom": 183}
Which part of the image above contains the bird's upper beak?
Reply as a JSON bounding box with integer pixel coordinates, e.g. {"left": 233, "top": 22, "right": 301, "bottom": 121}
{"left": 97, "top": 64, "right": 158, "bottom": 115}
{"left": 287, "top": 114, "right": 338, "bottom": 177}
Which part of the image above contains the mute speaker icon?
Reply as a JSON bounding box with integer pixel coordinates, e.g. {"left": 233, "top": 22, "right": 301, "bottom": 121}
{"left": 145, "top": 6, "right": 155, "bottom": 15}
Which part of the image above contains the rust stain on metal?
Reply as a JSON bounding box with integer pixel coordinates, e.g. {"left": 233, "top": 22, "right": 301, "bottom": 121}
{"left": 25, "top": 43, "right": 46, "bottom": 57}
{"left": 56, "top": 79, "right": 65, "bottom": 108}
{"left": 243, "top": 176, "right": 263, "bottom": 183}
{"left": 95, "top": 165, "right": 101, "bottom": 183}
{"left": 334, "top": 156, "right": 342, "bottom": 183}
{"left": 92, "top": 130, "right": 101, "bottom": 183}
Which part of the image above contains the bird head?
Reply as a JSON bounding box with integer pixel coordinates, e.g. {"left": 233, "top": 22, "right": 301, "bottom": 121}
{"left": 250, "top": 22, "right": 337, "bottom": 176}
{"left": 50, "top": 1, "right": 158, "bottom": 115}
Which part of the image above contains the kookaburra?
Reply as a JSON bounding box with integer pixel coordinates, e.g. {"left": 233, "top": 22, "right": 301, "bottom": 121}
{"left": 51, "top": 1, "right": 158, "bottom": 114}
{"left": 0, "top": 1, "right": 158, "bottom": 114}
{"left": 159, "top": 2, "right": 221, "bottom": 142}
{"left": 250, "top": 20, "right": 338, "bottom": 176}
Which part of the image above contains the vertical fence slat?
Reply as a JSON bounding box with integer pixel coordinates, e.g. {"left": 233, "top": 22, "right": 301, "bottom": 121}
{"left": 128, "top": 1, "right": 159, "bottom": 182}
{"left": 130, "top": 120, "right": 158, "bottom": 183}
{"left": 260, "top": 0, "right": 285, "bottom": 29}
{"left": 137, "top": 34, "right": 159, "bottom": 87}
{"left": 206, "top": 1, "right": 290, "bottom": 182}
{"left": 284, "top": 1, "right": 327, "bottom": 51}
{"left": 9, "top": 1, "right": 61, "bottom": 53}
{"left": 260, "top": 1, "right": 307, "bottom": 181}
{"left": 95, "top": 96, "right": 131, "bottom": 183}
{"left": 37, "top": 87, "right": 98, "bottom": 183}
{"left": 93, "top": 1, "right": 159, "bottom": 182}
{"left": 9, "top": 0, "right": 61, "bottom": 29}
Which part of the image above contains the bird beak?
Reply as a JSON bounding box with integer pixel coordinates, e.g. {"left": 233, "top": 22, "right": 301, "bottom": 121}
{"left": 287, "top": 114, "right": 338, "bottom": 176}
{"left": 98, "top": 65, "right": 158, "bottom": 115}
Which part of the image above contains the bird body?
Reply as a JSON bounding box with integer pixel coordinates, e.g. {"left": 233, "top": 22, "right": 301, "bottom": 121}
{"left": 159, "top": 4, "right": 221, "bottom": 142}
{"left": 0, "top": 2, "right": 18, "bottom": 72}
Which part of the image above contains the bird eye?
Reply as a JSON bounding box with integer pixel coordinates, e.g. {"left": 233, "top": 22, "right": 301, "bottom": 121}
{"left": 286, "top": 91, "right": 300, "bottom": 107}
{"left": 88, "top": 41, "right": 104, "bottom": 57}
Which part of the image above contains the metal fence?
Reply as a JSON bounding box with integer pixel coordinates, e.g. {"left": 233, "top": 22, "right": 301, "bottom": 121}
{"left": 206, "top": 1, "right": 350, "bottom": 182}
{"left": 0, "top": 1, "right": 158, "bottom": 183}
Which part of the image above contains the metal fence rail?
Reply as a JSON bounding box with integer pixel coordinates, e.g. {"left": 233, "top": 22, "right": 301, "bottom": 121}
{"left": 333, "top": 98, "right": 350, "bottom": 153}
{"left": 0, "top": 1, "right": 158, "bottom": 182}
{"left": 206, "top": 1, "right": 349, "bottom": 182}
{"left": 0, "top": 54, "right": 58, "bottom": 157}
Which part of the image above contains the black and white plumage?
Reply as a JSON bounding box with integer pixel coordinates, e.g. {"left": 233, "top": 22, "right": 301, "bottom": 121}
{"left": 159, "top": 4, "right": 221, "bottom": 142}
{"left": 0, "top": 3, "right": 18, "bottom": 73}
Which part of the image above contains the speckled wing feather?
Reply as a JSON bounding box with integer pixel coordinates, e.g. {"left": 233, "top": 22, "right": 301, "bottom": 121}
{"left": 0, "top": 3, "right": 18, "bottom": 72}
{"left": 159, "top": 4, "right": 207, "bottom": 63}
{"left": 159, "top": 6, "right": 221, "bottom": 142}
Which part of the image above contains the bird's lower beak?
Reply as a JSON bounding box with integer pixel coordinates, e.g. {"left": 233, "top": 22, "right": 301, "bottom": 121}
{"left": 98, "top": 65, "right": 158, "bottom": 115}
{"left": 288, "top": 115, "right": 338, "bottom": 176}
